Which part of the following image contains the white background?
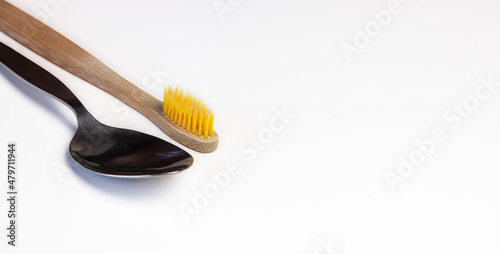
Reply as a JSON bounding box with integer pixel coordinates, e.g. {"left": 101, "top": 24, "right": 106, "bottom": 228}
{"left": 1, "top": 0, "right": 500, "bottom": 253}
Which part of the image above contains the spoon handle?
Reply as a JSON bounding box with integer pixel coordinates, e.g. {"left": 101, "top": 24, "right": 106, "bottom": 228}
{"left": 0, "top": 41, "right": 83, "bottom": 111}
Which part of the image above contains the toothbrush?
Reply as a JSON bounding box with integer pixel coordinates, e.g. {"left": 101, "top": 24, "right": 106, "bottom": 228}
{"left": 0, "top": 1, "right": 218, "bottom": 153}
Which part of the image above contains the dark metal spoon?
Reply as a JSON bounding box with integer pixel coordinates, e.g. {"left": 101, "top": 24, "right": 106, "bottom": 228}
{"left": 0, "top": 42, "right": 193, "bottom": 177}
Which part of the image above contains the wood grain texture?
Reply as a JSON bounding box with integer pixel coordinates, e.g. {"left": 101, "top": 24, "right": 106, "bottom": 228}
{"left": 0, "top": 1, "right": 218, "bottom": 153}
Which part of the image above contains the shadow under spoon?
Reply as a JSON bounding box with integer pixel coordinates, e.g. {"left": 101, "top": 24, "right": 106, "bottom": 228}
{"left": 0, "top": 42, "right": 193, "bottom": 177}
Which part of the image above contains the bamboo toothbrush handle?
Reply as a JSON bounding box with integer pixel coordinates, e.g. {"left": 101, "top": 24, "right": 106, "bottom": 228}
{"left": 0, "top": 1, "right": 218, "bottom": 153}
{"left": 0, "top": 1, "right": 156, "bottom": 109}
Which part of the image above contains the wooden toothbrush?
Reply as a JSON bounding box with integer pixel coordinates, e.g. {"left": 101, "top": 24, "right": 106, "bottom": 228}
{"left": 0, "top": 1, "right": 218, "bottom": 153}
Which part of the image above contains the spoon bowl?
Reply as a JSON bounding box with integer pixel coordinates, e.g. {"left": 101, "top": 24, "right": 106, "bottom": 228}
{"left": 0, "top": 42, "right": 193, "bottom": 177}
{"left": 70, "top": 116, "right": 193, "bottom": 177}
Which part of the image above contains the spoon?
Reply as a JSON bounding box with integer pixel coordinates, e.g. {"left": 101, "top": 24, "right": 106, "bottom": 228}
{"left": 0, "top": 41, "right": 193, "bottom": 177}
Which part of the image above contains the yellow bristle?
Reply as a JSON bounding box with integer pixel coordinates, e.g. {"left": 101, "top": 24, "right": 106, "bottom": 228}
{"left": 168, "top": 98, "right": 174, "bottom": 121}
{"left": 173, "top": 100, "right": 179, "bottom": 125}
{"left": 198, "top": 112, "right": 203, "bottom": 137}
{"left": 166, "top": 86, "right": 173, "bottom": 118}
{"left": 178, "top": 94, "right": 184, "bottom": 125}
{"left": 187, "top": 109, "right": 192, "bottom": 133}
{"left": 203, "top": 111, "right": 209, "bottom": 138}
{"left": 162, "top": 87, "right": 167, "bottom": 114}
{"left": 208, "top": 111, "right": 214, "bottom": 137}
{"left": 168, "top": 87, "right": 173, "bottom": 116}
{"left": 192, "top": 108, "right": 198, "bottom": 135}
{"left": 182, "top": 106, "right": 187, "bottom": 129}
{"left": 177, "top": 100, "right": 183, "bottom": 125}
{"left": 162, "top": 85, "right": 214, "bottom": 138}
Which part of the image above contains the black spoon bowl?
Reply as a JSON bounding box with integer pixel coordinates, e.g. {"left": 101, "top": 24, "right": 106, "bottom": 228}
{"left": 0, "top": 42, "right": 193, "bottom": 177}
